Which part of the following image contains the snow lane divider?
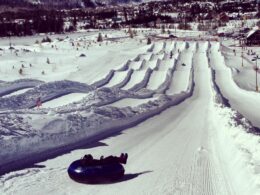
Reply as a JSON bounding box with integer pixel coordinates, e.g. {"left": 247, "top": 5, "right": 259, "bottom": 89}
{"left": 112, "top": 69, "right": 134, "bottom": 89}
{"left": 0, "top": 79, "right": 44, "bottom": 97}
{"left": 209, "top": 42, "right": 260, "bottom": 134}
{"left": 0, "top": 80, "right": 93, "bottom": 110}
{"left": 91, "top": 70, "right": 115, "bottom": 88}
{"left": 0, "top": 66, "right": 195, "bottom": 176}
{"left": 129, "top": 69, "right": 153, "bottom": 92}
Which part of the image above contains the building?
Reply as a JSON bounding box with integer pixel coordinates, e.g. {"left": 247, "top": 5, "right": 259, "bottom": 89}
{"left": 218, "top": 12, "right": 229, "bottom": 23}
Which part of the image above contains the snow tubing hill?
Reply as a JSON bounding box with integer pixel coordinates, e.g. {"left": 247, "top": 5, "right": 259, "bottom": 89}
{"left": 68, "top": 160, "right": 125, "bottom": 183}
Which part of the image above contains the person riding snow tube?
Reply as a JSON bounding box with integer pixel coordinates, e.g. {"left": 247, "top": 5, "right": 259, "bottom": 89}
{"left": 68, "top": 153, "right": 128, "bottom": 183}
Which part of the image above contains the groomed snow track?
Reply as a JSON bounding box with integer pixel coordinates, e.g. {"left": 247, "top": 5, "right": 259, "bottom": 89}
{"left": 0, "top": 40, "right": 259, "bottom": 195}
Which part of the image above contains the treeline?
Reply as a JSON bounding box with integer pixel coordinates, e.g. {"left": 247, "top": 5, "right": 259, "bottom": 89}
{"left": 0, "top": 0, "right": 40, "bottom": 8}
{"left": 0, "top": 0, "right": 97, "bottom": 9}
{"left": 0, "top": 10, "right": 64, "bottom": 36}
{"left": 128, "top": 14, "right": 174, "bottom": 27}
{"left": 0, "top": 0, "right": 258, "bottom": 37}
{"left": 0, "top": 8, "right": 118, "bottom": 37}
{"left": 0, "top": 0, "right": 234, "bottom": 9}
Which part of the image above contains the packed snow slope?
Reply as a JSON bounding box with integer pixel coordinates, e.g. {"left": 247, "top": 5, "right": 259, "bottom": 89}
{"left": 0, "top": 31, "right": 260, "bottom": 195}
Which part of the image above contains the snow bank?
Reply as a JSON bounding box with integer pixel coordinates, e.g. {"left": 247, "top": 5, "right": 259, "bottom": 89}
{"left": 147, "top": 43, "right": 155, "bottom": 52}
{"left": 108, "top": 97, "right": 159, "bottom": 108}
{"left": 146, "top": 70, "right": 168, "bottom": 91}
{"left": 211, "top": 69, "right": 231, "bottom": 107}
{"left": 41, "top": 93, "right": 89, "bottom": 108}
{"left": 209, "top": 43, "right": 260, "bottom": 128}
{"left": 2, "top": 88, "right": 33, "bottom": 98}
{"left": 155, "top": 59, "right": 177, "bottom": 94}
{"left": 0, "top": 80, "right": 93, "bottom": 110}
{"left": 91, "top": 70, "right": 115, "bottom": 88}
{"left": 209, "top": 45, "right": 260, "bottom": 194}
{"left": 211, "top": 103, "right": 260, "bottom": 195}
{"left": 0, "top": 79, "right": 44, "bottom": 97}
{"left": 40, "top": 87, "right": 153, "bottom": 115}
{"left": 104, "top": 70, "right": 130, "bottom": 88}
{"left": 112, "top": 69, "right": 134, "bottom": 89}
{"left": 117, "top": 60, "right": 131, "bottom": 71}
{"left": 130, "top": 68, "right": 153, "bottom": 91}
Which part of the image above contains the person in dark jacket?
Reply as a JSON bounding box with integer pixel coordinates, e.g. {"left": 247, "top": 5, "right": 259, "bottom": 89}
{"left": 101, "top": 153, "right": 128, "bottom": 165}
{"left": 82, "top": 154, "right": 94, "bottom": 165}
{"left": 81, "top": 153, "right": 128, "bottom": 166}
{"left": 36, "top": 97, "right": 42, "bottom": 108}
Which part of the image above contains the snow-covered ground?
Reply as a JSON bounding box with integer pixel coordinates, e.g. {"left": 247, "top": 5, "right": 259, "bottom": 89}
{"left": 41, "top": 93, "right": 89, "bottom": 108}
{"left": 0, "top": 29, "right": 260, "bottom": 195}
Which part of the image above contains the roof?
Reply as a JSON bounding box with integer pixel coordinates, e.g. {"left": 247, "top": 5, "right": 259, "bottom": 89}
{"left": 247, "top": 27, "right": 259, "bottom": 38}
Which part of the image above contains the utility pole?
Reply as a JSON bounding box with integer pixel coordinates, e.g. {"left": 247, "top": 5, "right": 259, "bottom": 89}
{"left": 8, "top": 32, "right": 12, "bottom": 54}
{"left": 9, "top": 36, "right": 11, "bottom": 48}
{"left": 241, "top": 38, "right": 244, "bottom": 67}
{"left": 241, "top": 48, "right": 244, "bottom": 67}
{"left": 256, "top": 57, "right": 258, "bottom": 92}
{"left": 252, "top": 55, "right": 260, "bottom": 92}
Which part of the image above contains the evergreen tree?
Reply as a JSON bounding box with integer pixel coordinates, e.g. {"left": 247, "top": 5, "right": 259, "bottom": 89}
{"left": 161, "top": 25, "right": 166, "bottom": 34}
{"left": 147, "top": 37, "right": 152, "bottom": 45}
{"left": 97, "top": 33, "right": 103, "bottom": 42}
{"left": 72, "top": 15, "right": 78, "bottom": 30}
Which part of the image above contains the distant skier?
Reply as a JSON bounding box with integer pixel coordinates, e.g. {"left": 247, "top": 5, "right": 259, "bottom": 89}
{"left": 36, "top": 97, "right": 42, "bottom": 108}
{"left": 19, "top": 68, "right": 23, "bottom": 75}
